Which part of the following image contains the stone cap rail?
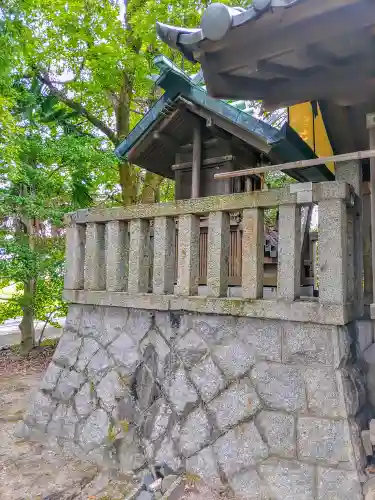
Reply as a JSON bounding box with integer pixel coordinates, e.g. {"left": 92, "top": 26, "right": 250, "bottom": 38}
{"left": 64, "top": 181, "right": 357, "bottom": 325}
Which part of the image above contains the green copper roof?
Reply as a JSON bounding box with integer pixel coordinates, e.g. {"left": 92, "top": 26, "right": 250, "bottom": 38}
{"left": 115, "top": 56, "right": 334, "bottom": 183}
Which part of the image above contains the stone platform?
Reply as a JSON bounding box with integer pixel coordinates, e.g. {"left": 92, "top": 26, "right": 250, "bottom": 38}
{"left": 20, "top": 304, "right": 367, "bottom": 500}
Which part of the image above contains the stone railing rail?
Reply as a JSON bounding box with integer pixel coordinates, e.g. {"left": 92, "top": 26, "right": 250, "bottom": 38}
{"left": 63, "top": 181, "right": 357, "bottom": 325}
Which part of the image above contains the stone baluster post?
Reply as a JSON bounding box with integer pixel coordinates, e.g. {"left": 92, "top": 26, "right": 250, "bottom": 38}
{"left": 64, "top": 223, "right": 86, "bottom": 290}
{"left": 277, "top": 204, "right": 301, "bottom": 300}
{"left": 153, "top": 216, "right": 176, "bottom": 294}
{"left": 242, "top": 208, "right": 264, "bottom": 299}
{"left": 176, "top": 214, "right": 200, "bottom": 296}
{"left": 319, "top": 198, "right": 348, "bottom": 305}
{"left": 84, "top": 222, "right": 106, "bottom": 290}
{"left": 105, "top": 221, "right": 129, "bottom": 292}
{"left": 128, "top": 219, "right": 150, "bottom": 293}
{"left": 207, "top": 211, "right": 230, "bottom": 297}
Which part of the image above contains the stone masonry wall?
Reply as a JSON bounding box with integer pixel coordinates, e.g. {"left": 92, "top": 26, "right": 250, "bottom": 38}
{"left": 19, "top": 304, "right": 368, "bottom": 500}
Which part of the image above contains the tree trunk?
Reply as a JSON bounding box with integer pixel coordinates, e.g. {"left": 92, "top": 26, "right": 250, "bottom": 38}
{"left": 141, "top": 172, "right": 163, "bottom": 204}
{"left": 119, "top": 160, "right": 138, "bottom": 205}
{"left": 19, "top": 279, "right": 36, "bottom": 355}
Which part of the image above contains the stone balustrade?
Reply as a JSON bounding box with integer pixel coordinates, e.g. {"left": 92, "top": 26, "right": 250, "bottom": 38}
{"left": 63, "top": 181, "right": 358, "bottom": 325}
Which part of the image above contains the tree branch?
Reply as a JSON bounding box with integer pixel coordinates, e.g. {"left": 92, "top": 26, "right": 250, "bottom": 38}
{"left": 38, "top": 73, "right": 117, "bottom": 144}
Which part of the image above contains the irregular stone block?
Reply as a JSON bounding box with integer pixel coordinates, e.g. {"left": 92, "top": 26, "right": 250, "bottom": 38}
{"left": 356, "top": 320, "right": 374, "bottom": 353}
{"left": 80, "top": 305, "right": 104, "bottom": 338}
{"left": 96, "top": 370, "right": 124, "bottom": 412}
{"left": 53, "top": 333, "right": 81, "bottom": 368}
{"left": 252, "top": 362, "right": 306, "bottom": 412}
{"left": 214, "top": 421, "right": 269, "bottom": 477}
{"left": 298, "top": 417, "right": 354, "bottom": 468}
{"left": 87, "top": 348, "right": 115, "bottom": 382}
{"left": 24, "top": 391, "right": 56, "bottom": 431}
{"left": 40, "top": 362, "right": 62, "bottom": 392}
{"left": 175, "top": 330, "right": 208, "bottom": 368}
{"left": 179, "top": 407, "right": 211, "bottom": 457}
{"left": 141, "top": 398, "right": 173, "bottom": 442}
{"left": 212, "top": 337, "right": 255, "bottom": 378}
{"left": 154, "top": 434, "right": 182, "bottom": 472}
{"left": 140, "top": 328, "right": 170, "bottom": 378}
{"left": 304, "top": 367, "right": 345, "bottom": 418}
{"left": 65, "top": 304, "right": 83, "bottom": 334}
{"left": 370, "top": 419, "right": 375, "bottom": 445}
{"left": 107, "top": 333, "right": 139, "bottom": 375}
{"left": 186, "top": 446, "right": 222, "bottom": 490}
{"left": 163, "top": 368, "right": 198, "bottom": 415}
{"left": 237, "top": 318, "right": 282, "bottom": 362}
{"left": 99, "top": 306, "right": 129, "bottom": 346}
{"left": 117, "top": 427, "right": 146, "bottom": 473}
{"left": 155, "top": 311, "right": 181, "bottom": 341}
{"left": 282, "top": 322, "right": 334, "bottom": 365}
{"left": 75, "top": 381, "right": 97, "bottom": 418}
{"left": 127, "top": 309, "right": 153, "bottom": 343}
{"left": 317, "top": 467, "right": 362, "bottom": 500}
{"left": 230, "top": 469, "right": 270, "bottom": 500}
{"left": 53, "top": 369, "right": 84, "bottom": 401}
{"left": 75, "top": 337, "right": 100, "bottom": 372}
{"left": 208, "top": 377, "right": 261, "bottom": 431}
{"left": 255, "top": 410, "right": 296, "bottom": 458}
{"left": 193, "top": 315, "right": 236, "bottom": 346}
{"left": 79, "top": 408, "right": 109, "bottom": 452}
{"left": 362, "top": 430, "right": 373, "bottom": 456}
{"left": 260, "top": 459, "right": 315, "bottom": 500}
{"left": 116, "top": 391, "right": 139, "bottom": 424}
{"left": 190, "top": 356, "right": 225, "bottom": 402}
{"left": 47, "top": 404, "right": 78, "bottom": 440}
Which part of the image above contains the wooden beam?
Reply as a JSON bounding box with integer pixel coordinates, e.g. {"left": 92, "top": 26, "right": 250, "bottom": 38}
{"left": 171, "top": 155, "right": 234, "bottom": 171}
{"left": 214, "top": 149, "right": 375, "bottom": 180}
{"left": 192, "top": 124, "right": 202, "bottom": 198}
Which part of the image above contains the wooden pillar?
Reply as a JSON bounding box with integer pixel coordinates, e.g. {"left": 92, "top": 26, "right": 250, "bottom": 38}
{"left": 191, "top": 124, "right": 201, "bottom": 199}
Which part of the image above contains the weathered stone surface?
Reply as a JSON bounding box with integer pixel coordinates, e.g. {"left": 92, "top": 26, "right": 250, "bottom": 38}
{"left": 86, "top": 348, "right": 115, "bottom": 382}
{"left": 64, "top": 304, "right": 83, "bottom": 334}
{"left": 24, "top": 391, "right": 56, "bottom": 430}
{"left": 260, "top": 459, "right": 315, "bottom": 500}
{"left": 282, "top": 323, "right": 334, "bottom": 365}
{"left": 75, "top": 381, "right": 96, "bottom": 418}
{"left": 53, "top": 333, "right": 82, "bottom": 368}
{"left": 75, "top": 337, "right": 100, "bottom": 372}
{"left": 163, "top": 368, "right": 198, "bottom": 415}
{"left": 99, "top": 306, "right": 128, "bottom": 346}
{"left": 298, "top": 417, "right": 353, "bottom": 467}
{"left": 186, "top": 446, "right": 222, "bottom": 490}
{"left": 80, "top": 305, "right": 104, "bottom": 338}
{"left": 252, "top": 362, "right": 306, "bottom": 412}
{"left": 117, "top": 427, "right": 145, "bottom": 472}
{"left": 53, "top": 369, "right": 83, "bottom": 401}
{"left": 154, "top": 434, "right": 182, "bottom": 472}
{"left": 40, "top": 362, "right": 62, "bottom": 391}
{"left": 356, "top": 320, "right": 374, "bottom": 353}
{"left": 214, "top": 421, "right": 269, "bottom": 477}
{"left": 79, "top": 408, "right": 109, "bottom": 452}
{"left": 208, "top": 377, "right": 261, "bottom": 431}
{"left": 230, "top": 469, "right": 270, "bottom": 500}
{"left": 362, "top": 429, "right": 373, "bottom": 456}
{"left": 141, "top": 398, "right": 172, "bottom": 441}
{"left": 237, "top": 318, "right": 282, "bottom": 362}
{"left": 193, "top": 315, "right": 236, "bottom": 346}
{"left": 190, "top": 356, "right": 225, "bottom": 402}
{"left": 304, "top": 367, "right": 345, "bottom": 417}
{"left": 107, "top": 333, "right": 139, "bottom": 375}
{"left": 155, "top": 311, "right": 180, "bottom": 341}
{"left": 179, "top": 407, "right": 211, "bottom": 457}
{"left": 47, "top": 404, "right": 78, "bottom": 440}
{"left": 317, "top": 468, "right": 362, "bottom": 500}
{"left": 127, "top": 309, "right": 153, "bottom": 342}
{"left": 255, "top": 411, "right": 296, "bottom": 458}
{"left": 96, "top": 370, "right": 125, "bottom": 412}
{"left": 212, "top": 337, "right": 255, "bottom": 378}
{"left": 134, "top": 346, "right": 159, "bottom": 411}
{"left": 140, "top": 328, "right": 170, "bottom": 378}
{"left": 175, "top": 330, "right": 208, "bottom": 367}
